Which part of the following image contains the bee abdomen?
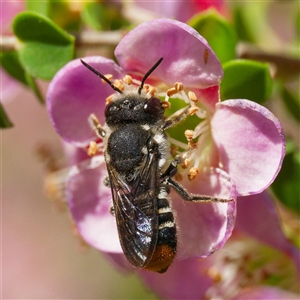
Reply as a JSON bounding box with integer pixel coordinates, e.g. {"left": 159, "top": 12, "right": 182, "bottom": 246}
{"left": 145, "top": 191, "right": 177, "bottom": 273}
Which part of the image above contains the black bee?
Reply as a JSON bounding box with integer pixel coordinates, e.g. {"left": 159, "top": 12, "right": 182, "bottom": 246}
{"left": 81, "top": 58, "right": 231, "bottom": 273}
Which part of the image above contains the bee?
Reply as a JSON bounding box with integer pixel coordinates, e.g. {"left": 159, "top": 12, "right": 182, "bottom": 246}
{"left": 81, "top": 58, "right": 231, "bottom": 273}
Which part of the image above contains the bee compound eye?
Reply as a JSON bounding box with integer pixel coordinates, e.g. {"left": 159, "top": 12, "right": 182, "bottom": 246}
{"left": 144, "top": 98, "right": 164, "bottom": 117}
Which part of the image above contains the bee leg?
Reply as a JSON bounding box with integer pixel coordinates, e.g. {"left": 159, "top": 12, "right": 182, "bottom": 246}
{"left": 162, "top": 105, "right": 191, "bottom": 130}
{"left": 165, "top": 177, "right": 233, "bottom": 203}
{"left": 88, "top": 113, "right": 106, "bottom": 138}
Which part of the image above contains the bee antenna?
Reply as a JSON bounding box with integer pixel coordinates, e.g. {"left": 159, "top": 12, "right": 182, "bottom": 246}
{"left": 138, "top": 57, "right": 163, "bottom": 94}
{"left": 80, "top": 59, "right": 123, "bottom": 94}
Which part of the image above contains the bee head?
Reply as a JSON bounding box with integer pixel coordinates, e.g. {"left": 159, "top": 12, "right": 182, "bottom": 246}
{"left": 105, "top": 94, "right": 164, "bottom": 126}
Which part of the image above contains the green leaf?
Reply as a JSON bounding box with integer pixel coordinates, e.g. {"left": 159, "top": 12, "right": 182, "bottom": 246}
{"left": 271, "top": 141, "right": 300, "bottom": 215}
{"left": 189, "top": 9, "right": 237, "bottom": 63}
{"left": 220, "top": 59, "right": 273, "bottom": 103}
{"left": 280, "top": 85, "right": 300, "bottom": 123}
{"left": 0, "top": 51, "right": 28, "bottom": 85}
{"left": 0, "top": 103, "right": 14, "bottom": 129}
{"left": 81, "top": 2, "right": 128, "bottom": 31}
{"left": 12, "top": 12, "right": 74, "bottom": 80}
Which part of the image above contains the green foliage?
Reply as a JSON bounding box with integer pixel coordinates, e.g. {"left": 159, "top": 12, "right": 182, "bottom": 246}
{"left": 280, "top": 85, "right": 300, "bottom": 123}
{"left": 220, "top": 59, "right": 273, "bottom": 103}
{"left": 81, "top": 2, "right": 129, "bottom": 31}
{"left": 0, "top": 103, "right": 14, "bottom": 128}
{"left": 271, "top": 140, "right": 300, "bottom": 215}
{"left": 189, "top": 9, "right": 237, "bottom": 63}
{"left": 12, "top": 11, "right": 74, "bottom": 80}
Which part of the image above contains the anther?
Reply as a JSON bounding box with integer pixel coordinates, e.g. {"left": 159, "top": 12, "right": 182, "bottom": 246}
{"left": 188, "top": 91, "right": 198, "bottom": 103}
{"left": 113, "top": 79, "right": 124, "bottom": 91}
{"left": 161, "top": 100, "right": 171, "bottom": 109}
{"left": 167, "top": 87, "right": 177, "bottom": 97}
{"left": 175, "top": 82, "right": 183, "bottom": 92}
{"left": 182, "top": 158, "right": 190, "bottom": 168}
{"left": 189, "top": 106, "right": 199, "bottom": 115}
{"left": 184, "top": 129, "right": 194, "bottom": 141}
{"left": 188, "top": 167, "right": 199, "bottom": 180}
{"left": 102, "top": 74, "right": 113, "bottom": 83}
{"left": 207, "top": 267, "right": 222, "bottom": 283}
{"left": 170, "top": 146, "right": 178, "bottom": 157}
{"left": 147, "top": 86, "right": 157, "bottom": 97}
{"left": 123, "top": 75, "right": 133, "bottom": 85}
{"left": 106, "top": 94, "right": 114, "bottom": 105}
{"left": 87, "top": 141, "right": 99, "bottom": 156}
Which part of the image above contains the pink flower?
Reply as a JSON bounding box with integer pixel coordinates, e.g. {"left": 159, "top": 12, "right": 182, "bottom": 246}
{"left": 46, "top": 19, "right": 285, "bottom": 273}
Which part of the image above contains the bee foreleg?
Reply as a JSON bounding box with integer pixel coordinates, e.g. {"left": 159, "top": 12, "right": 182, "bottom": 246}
{"left": 165, "top": 177, "right": 233, "bottom": 203}
{"left": 88, "top": 113, "right": 106, "bottom": 138}
{"left": 110, "top": 206, "right": 115, "bottom": 216}
{"left": 162, "top": 105, "right": 192, "bottom": 130}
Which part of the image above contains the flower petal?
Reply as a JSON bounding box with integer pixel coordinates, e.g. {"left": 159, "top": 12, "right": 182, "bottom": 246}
{"left": 139, "top": 257, "right": 213, "bottom": 299}
{"left": 172, "top": 168, "right": 236, "bottom": 260}
{"left": 47, "top": 56, "right": 124, "bottom": 146}
{"left": 67, "top": 155, "right": 122, "bottom": 253}
{"left": 211, "top": 100, "right": 285, "bottom": 196}
{"left": 115, "top": 19, "right": 223, "bottom": 88}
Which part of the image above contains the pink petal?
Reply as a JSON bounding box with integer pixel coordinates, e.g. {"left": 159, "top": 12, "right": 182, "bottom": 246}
{"left": 193, "top": 85, "right": 220, "bottom": 112}
{"left": 172, "top": 168, "right": 236, "bottom": 260}
{"left": 139, "top": 257, "right": 213, "bottom": 299}
{"left": 67, "top": 156, "right": 122, "bottom": 253}
{"left": 115, "top": 19, "right": 223, "bottom": 88}
{"left": 211, "top": 100, "right": 285, "bottom": 196}
{"left": 47, "top": 57, "right": 124, "bottom": 146}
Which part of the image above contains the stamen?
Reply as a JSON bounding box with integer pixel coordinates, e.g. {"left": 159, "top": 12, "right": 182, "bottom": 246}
{"left": 123, "top": 75, "right": 133, "bottom": 85}
{"left": 193, "top": 119, "right": 209, "bottom": 138}
{"left": 170, "top": 145, "right": 178, "bottom": 157}
{"left": 207, "top": 267, "right": 222, "bottom": 283}
{"left": 188, "top": 91, "right": 198, "bottom": 103}
{"left": 168, "top": 137, "right": 189, "bottom": 150}
{"left": 87, "top": 141, "right": 99, "bottom": 156}
{"left": 182, "top": 158, "right": 190, "bottom": 169}
{"left": 188, "top": 167, "right": 199, "bottom": 180}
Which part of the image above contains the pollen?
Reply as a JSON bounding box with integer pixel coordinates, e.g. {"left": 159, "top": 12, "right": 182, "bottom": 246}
{"left": 123, "top": 74, "right": 133, "bottom": 85}
{"left": 87, "top": 141, "right": 99, "bottom": 156}
{"left": 102, "top": 74, "right": 113, "bottom": 83}
{"left": 188, "top": 167, "right": 199, "bottom": 180}
{"left": 188, "top": 91, "right": 198, "bottom": 103}
{"left": 207, "top": 267, "right": 222, "bottom": 283}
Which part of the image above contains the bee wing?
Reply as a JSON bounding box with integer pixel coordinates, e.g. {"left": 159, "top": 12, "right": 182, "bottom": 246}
{"left": 107, "top": 145, "right": 160, "bottom": 268}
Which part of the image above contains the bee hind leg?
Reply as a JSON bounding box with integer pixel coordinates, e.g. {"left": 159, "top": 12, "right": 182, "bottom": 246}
{"left": 165, "top": 177, "right": 233, "bottom": 203}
